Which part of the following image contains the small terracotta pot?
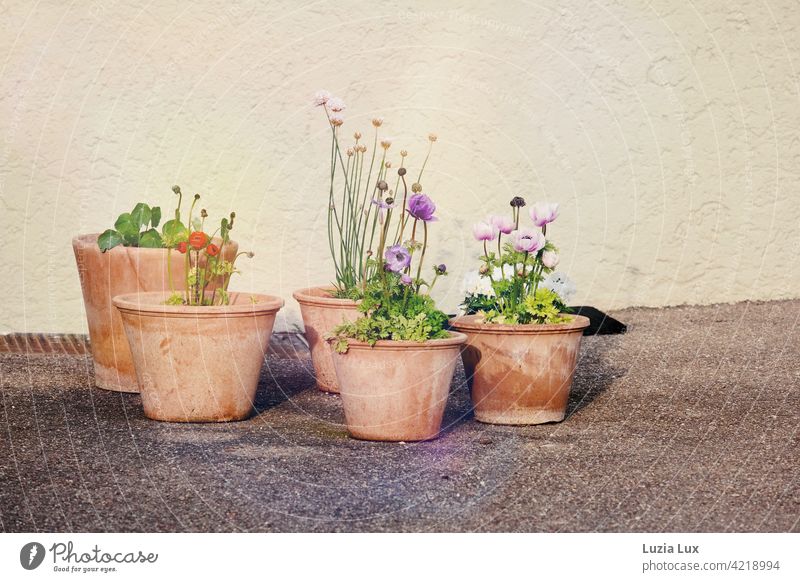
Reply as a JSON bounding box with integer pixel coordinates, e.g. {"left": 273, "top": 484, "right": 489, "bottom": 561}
{"left": 450, "top": 314, "right": 590, "bottom": 425}
{"left": 293, "top": 286, "right": 360, "bottom": 393}
{"left": 331, "top": 333, "right": 468, "bottom": 441}
{"left": 113, "top": 291, "right": 283, "bottom": 422}
{"left": 72, "top": 234, "right": 237, "bottom": 393}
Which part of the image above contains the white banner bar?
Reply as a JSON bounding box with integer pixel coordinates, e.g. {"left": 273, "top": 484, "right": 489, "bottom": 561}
{"left": 1, "top": 533, "right": 796, "bottom": 580}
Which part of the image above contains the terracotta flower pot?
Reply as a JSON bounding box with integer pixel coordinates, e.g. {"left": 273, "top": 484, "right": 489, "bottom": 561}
{"left": 72, "top": 234, "right": 237, "bottom": 392}
{"left": 331, "top": 333, "right": 468, "bottom": 441}
{"left": 293, "top": 286, "right": 360, "bottom": 393}
{"left": 450, "top": 314, "right": 590, "bottom": 425}
{"left": 113, "top": 291, "right": 283, "bottom": 422}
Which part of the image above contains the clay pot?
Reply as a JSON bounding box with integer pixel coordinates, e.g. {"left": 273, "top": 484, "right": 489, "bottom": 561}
{"left": 113, "top": 291, "right": 283, "bottom": 422}
{"left": 331, "top": 333, "right": 468, "bottom": 441}
{"left": 72, "top": 234, "right": 237, "bottom": 392}
{"left": 293, "top": 286, "right": 360, "bottom": 393}
{"left": 450, "top": 314, "right": 590, "bottom": 425}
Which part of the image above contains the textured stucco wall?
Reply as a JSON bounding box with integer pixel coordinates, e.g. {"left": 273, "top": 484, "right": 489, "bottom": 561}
{"left": 1, "top": 0, "right": 799, "bottom": 333}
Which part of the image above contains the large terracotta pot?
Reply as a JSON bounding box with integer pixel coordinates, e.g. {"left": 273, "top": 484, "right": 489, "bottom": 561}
{"left": 72, "top": 234, "right": 237, "bottom": 393}
{"left": 450, "top": 314, "right": 590, "bottom": 425}
{"left": 113, "top": 291, "right": 283, "bottom": 422}
{"left": 331, "top": 333, "right": 468, "bottom": 441}
{"left": 293, "top": 286, "right": 360, "bottom": 393}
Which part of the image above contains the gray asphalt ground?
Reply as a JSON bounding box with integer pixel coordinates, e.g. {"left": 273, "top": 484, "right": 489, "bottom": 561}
{"left": 1, "top": 300, "right": 797, "bottom": 532}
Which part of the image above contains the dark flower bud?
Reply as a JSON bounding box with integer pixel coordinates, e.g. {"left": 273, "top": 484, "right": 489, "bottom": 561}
{"left": 510, "top": 196, "right": 526, "bottom": 208}
{"left": 172, "top": 185, "right": 181, "bottom": 194}
{"left": 397, "top": 167, "right": 407, "bottom": 176}
{"left": 200, "top": 208, "right": 208, "bottom": 218}
{"left": 377, "top": 180, "right": 388, "bottom": 191}
{"left": 194, "top": 193, "right": 201, "bottom": 200}
{"left": 385, "top": 197, "right": 394, "bottom": 205}
{"left": 434, "top": 264, "right": 447, "bottom": 275}
{"left": 479, "top": 264, "right": 489, "bottom": 275}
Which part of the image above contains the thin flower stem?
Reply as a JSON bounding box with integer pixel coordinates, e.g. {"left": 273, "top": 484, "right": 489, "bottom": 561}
{"left": 414, "top": 221, "right": 428, "bottom": 292}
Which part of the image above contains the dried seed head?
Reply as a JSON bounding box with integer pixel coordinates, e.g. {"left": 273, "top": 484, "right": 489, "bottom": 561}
{"left": 353, "top": 131, "right": 362, "bottom": 140}
{"left": 385, "top": 161, "right": 392, "bottom": 168}
{"left": 372, "top": 117, "right": 384, "bottom": 127}
{"left": 400, "top": 150, "right": 408, "bottom": 157}
{"left": 200, "top": 208, "right": 208, "bottom": 218}
{"left": 411, "top": 182, "right": 422, "bottom": 193}
{"left": 246, "top": 251, "right": 255, "bottom": 258}
{"left": 172, "top": 185, "right": 181, "bottom": 194}
{"left": 346, "top": 148, "right": 354, "bottom": 157}
{"left": 359, "top": 144, "right": 367, "bottom": 153}
{"left": 428, "top": 133, "right": 438, "bottom": 142}
{"left": 510, "top": 196, "right": 526, "bottom": 208}
{"left": 380, "top": 139, "right": 392, "bottom": 150}
{"left": 397, "top": 167, "right": 407, "bottom": 176}
{"left": 377, "top": 180, "right": 389, "bottom": 191}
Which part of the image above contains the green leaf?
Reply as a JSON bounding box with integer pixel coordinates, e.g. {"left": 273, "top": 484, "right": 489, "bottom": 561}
{"left": 161, "top": 219, "right": 188, "bottom": 246}
{"left": 138, "top": 229, "right": 163, "bottom": 248}
{"left": 131, "top": 203, "right": 151, "bottom": 229}
{"left": 114, "top": 213, "right": 139, "bottom": 239}
{"left": 97, "top": 229, "right": 124, "bottom": 252}
{"left": 150, "top": 206, "right": 161, "bottom": 228}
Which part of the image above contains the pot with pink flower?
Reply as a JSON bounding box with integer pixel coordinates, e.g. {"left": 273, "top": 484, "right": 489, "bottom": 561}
{"left": 325, "top": 165, "right": 465, "bottom": 442}
{"left": 451, "top": 197, "right": 589, "bottom": 425}
{"left": 113, "top": 191, "right": 283, "bottom": 422}
{"left": 295, "top": 91, "right": 441, "bottom": 394}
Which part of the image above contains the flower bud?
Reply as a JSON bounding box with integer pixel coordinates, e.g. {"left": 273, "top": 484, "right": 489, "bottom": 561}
{"left": 434, "top": 264, "right": 447, "bottom": 275}
{"left": 385, "top": 161, "right": 392, "bottom": 168}
{"left": 377, "top": 180, "right": 388, "bottom": 191}
{"left": 372, "top": 117, "right": 384, "bottom": 127}
{"left": 385, "top": 197, "right": 394, "bottom": 205}
{"left": 354, "top": 131, "right": 362, "bottom": 140}
{"left": 428, "top": 133, "right": 438, "bottom": 142}
{"left": 479, "top": 264, "right": 489, "bottom": 275}
{"left": 172, "top": 185, "right": 181, "bottom": 194}
{"left": 510, "top": 196, "right": 526, "bottom": 208}
{"left": 346, "top": 148, "right": 354, "bottom": 157}
{"left": 200, "top": 208, "right": 208, "bottom": 218}
{"left": 411, "top": 182, "right": 422, "bottom": 193}
{"left": 398, "top": 167, "right": 407, "bottom": 176}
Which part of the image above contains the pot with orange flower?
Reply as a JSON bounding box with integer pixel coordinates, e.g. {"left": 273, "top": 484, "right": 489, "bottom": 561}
{"left": 450, "top": 197, "right": 589, "bottom": 425}
{"left": 295, "top": 91, "right": 440, "bottom": 393}
{"left": 113, "top": 192, "right": 282, "bottom": 422}
{"left": 73, "top": 186, "right": 237, "bottom": 392}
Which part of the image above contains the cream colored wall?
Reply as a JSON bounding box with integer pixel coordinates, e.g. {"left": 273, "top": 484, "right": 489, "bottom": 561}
{"left": 1, "top": 0, "right": 799, "bottom": 334}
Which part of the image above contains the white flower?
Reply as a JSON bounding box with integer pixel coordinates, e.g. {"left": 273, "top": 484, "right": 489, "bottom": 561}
{"left": 540, "top": 272, "right": 576, "bottom": 303}
{"left": 313, "top": 89, "right": 331, "bottom": 106}
{"left": 462, "top": 271, "right": 495, "bottom": 297}
{"left": 327, "top": 97, "right": 346, "bottom": 112}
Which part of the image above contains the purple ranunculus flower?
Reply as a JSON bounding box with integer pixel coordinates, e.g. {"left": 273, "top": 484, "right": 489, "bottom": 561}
{"left": 400, "top": 274, "right": 413, "bottom": 286}
{"left": 384, "top": 244, "right": 411, "bottom": 272}
{"left": 407, "top": 193, "right": 438, "bottom": 222}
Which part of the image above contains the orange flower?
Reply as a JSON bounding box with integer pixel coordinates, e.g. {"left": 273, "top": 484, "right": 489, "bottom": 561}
{"left": 206, "top": 243, "right": 220, "bottom": 257}
{"left": 177, "top": 241, "right": 188, "bottom": 254}
{"left": 188, "top": 231, "right": 208, "bottom": 250}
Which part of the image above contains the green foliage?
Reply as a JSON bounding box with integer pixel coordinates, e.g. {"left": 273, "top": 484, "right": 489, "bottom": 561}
{"left": 98, "top": 203, "right": 164, "bottom": 252}
{"left": 327, "top": 271, "right": 450, "bottom": 353}
{"left": 461, "top": 241, "right": 571, "bottom": 325}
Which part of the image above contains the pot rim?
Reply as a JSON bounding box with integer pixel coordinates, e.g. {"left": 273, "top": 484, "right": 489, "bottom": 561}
{"left": 449, "top": 313, "right": 590, "bottom": 335}
{"left": 113, "top": 291, "right": 284, "bottom": 318}
{"left": 334, "top": 331, "right": 468, "bottom": 352}
{"left": 293, "top": 285, "right": 359, "bottom": 308}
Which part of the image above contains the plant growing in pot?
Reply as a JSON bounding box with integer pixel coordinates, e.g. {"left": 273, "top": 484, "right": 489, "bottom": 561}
{"left": 294, "top": 90, "right": 441, "bottom": 393}
{"left": 112, "top": 196, "right": 283, "bottom": 423}
{"left": 450, "top": 197, "right": 590, "bottom": 425}
{"left": 73, "top": 186, "right": 237, "bottom": 392}
{"left": 325, "top": 166, "right": 466, "bottom": 441}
